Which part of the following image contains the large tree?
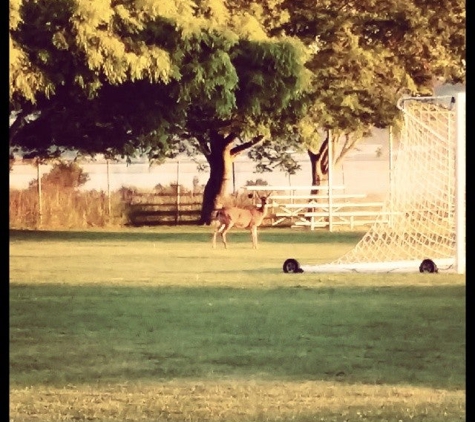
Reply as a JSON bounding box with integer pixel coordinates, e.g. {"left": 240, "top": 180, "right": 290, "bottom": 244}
{"left": 10, "top": 0, "right": 313, "bottom": 224}
{"left": 239, "top": 0, "right": 466, "bottom": 191}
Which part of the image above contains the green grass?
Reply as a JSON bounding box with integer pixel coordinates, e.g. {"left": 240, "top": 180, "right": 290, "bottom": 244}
{"left": 9, "top": 227, "right": 465, "bottom": 421}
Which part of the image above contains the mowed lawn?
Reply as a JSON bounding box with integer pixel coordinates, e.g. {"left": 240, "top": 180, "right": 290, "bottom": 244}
{"left": 9, "top": 227, "right": 465, "bottom": 422}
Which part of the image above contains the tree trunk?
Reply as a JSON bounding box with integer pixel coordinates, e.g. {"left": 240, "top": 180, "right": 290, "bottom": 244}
{"left": 307, "top": 132, "right": 330, "bottom": 196}
{"left": 199, "top": 137, "right": 234, "bottom": 225}
{"left": 199, "top": 133, "right": 265, "bottom": 225}
{"left": 308, "top": 149, "right": 323, "bottom": 196}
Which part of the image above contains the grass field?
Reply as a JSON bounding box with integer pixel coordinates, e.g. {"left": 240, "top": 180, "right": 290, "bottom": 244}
{"left": 9, "top": 226, "right": 465, "bottom": 421}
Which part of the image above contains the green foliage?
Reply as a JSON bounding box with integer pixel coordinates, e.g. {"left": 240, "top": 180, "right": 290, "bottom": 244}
{"left": 249, "top": 138, "right": 301, "bottom": 174}
{"left": 240, "top": 0, "right": 465, "bottom": 171}
{"left": 9, "top": 0, "right": 311, "bottom": 163}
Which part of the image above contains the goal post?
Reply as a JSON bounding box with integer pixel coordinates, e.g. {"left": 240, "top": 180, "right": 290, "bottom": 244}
{"left": 454, "top": 92, "right": 466, "bottom": 274}
{"left": 293, "top": 92, "right": 466, "bottom": 274}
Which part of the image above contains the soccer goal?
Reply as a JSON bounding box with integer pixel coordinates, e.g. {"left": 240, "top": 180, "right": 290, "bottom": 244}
{"left": 284, "top": 92, "right": 465, "bottom": 274}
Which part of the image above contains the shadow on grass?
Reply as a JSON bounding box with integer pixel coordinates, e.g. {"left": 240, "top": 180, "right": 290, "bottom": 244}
{"left": 10, "top": 283, "right": 465, "bottom": 390}
{"left": 9, "top": 228, "right": 365, "bottom": 245}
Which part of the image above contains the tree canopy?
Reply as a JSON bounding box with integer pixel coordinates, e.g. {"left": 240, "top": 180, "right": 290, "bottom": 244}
{"left": 10, "top": 0, "right": 312, "bottom": 159}
{"left": 10, "top": 0, "right": 465, "bottom": 160}
{"left": 245, "top": 0, "right": 465, "bottom": 174}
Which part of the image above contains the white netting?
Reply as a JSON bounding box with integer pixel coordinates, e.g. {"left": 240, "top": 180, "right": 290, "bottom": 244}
{"left": 304, "top": 94, "right": 465, "bottom": 273}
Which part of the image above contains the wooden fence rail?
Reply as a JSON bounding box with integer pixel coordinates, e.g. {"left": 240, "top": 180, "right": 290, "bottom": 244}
{"left": 126, "top": 201, "right": 202, "bottom": 225}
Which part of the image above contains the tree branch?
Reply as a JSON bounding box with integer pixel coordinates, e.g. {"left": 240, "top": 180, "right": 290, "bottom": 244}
{"left": 230, "top": 135, "right": 265, "bottom": 157}
{"left": 223, "top": 132, "right": 238, "bottom": 147}
{"left": 190, "top": 134, "right": 211, "bottom": 157}
{"left": 9, "top": 107, "right": 39, "bottom": 144}
{"left": 335, "top": 133, "right": 359, "bottom": 167}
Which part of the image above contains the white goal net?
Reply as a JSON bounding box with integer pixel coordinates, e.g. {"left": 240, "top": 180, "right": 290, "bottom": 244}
{"left": 301, "top": 92, "right": 466, "bottom": 274}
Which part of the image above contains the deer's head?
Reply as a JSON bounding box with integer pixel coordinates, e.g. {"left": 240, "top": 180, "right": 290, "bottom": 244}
{"left": 259, "top": 193, "right": 272, "bottom": 208}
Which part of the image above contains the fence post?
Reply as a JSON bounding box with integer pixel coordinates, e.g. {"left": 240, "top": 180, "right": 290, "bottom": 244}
{"left": 37, "top": 159, "right": 43, "bottom": 228}
{"left": 327, "top": 130, "right": 333, "bottom": 232}
{"left": 175, "top": 160, "right": 180, "bottom": 225}
{"left": 388, "top": 126, "right": 394, "bottom": 226}
{"left": 106, "top": 159, "right": 111, "bottom": 217}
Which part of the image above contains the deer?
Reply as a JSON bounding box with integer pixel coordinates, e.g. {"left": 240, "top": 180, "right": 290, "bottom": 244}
{"left": 212, "top": 195, "right": 270, "bottom": 249}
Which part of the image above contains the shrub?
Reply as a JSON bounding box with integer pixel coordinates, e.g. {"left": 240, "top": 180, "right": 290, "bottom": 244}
{"left": 29, "top": 161, "right": 89, "bottom": 190}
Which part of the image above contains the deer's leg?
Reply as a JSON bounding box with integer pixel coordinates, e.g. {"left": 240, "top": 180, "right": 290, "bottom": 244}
{"left": 251, "top": 226, "right": 258, "bottom": 249}
{"left": 213, "top": 223, "right": 224, "bottom": 248}
{"left": 221, "top": 223, "right": 233, "bottom": 249}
